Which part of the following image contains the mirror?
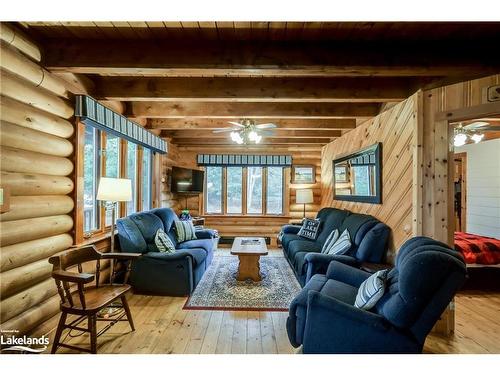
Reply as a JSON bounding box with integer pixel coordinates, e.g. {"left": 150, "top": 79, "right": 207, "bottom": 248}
{"left": 332, "top": 143, "right": 382, "bottom": 204}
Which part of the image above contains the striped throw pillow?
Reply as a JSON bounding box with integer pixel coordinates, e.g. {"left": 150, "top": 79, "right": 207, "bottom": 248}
{"left": 321, "top": 229, "right": 339, "bottom": 253}
{"left": 355, "top": 269, "right": 389, "bottom": 310}
{"left": 154, "top": 229, "right": 176, "bottom": 253}
{"left": 174, "top": 220, "right": 197, "bottom": 243}
{"left": 325, "top": 229, "right": 351, "bottom": 255}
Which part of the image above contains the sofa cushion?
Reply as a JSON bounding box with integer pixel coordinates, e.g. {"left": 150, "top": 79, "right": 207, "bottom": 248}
{"left": 129, "top": 213, "right": 165, "bottom": 244}
{"left": 315, "top": 208, "right": 350, "bottom": 246}
{"left": 325, "top": 229, "right": 352, "bottom": 255}
{"left": 355, "top": 269, "right": 389, "bottom": 310}
{"left": 177, "top": 239, "right": 214, "bottom": 254}
{"left": 298, "top": 218, "right": 321, "bottom": 240}
{"left": 339, "top": 214, "right": 377, "bottom": 249}
{"left": 288, "top": 240, "right": 322, "bottom": 261}
{"left": 174, "top": 220, "right": 197, "bottom": 242}
{"left": 282, "top": 234, "right": 310, "bottom": 251}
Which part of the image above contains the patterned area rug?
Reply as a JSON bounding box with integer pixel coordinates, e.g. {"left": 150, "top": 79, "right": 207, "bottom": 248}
{"left": 184, "top": 255, "right": 301, "bottom": 311}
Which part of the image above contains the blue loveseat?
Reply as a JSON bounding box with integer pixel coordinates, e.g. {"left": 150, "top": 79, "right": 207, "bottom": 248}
{"left": 116, "top": 208, "right": 217, "bottom": 296}
{"left": 286, "top": 237, "right": 467, "bottom": 353}
{"left": 281, "top": 208, "right": 390, "bottom": 286}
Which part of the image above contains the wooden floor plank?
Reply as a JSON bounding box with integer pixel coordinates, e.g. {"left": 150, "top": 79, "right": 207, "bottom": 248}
{"left": 246, "top": 311, "right": 263, "bottom": 354}
{"left": 184, "top": 310, "right": 212, "bottom": 354}
{"left": 200, "top": 311, "right": 224, "bottom": 354}
{"left": 259, "top": 311, "right": 278, "bottom": 354}
{"left": 215, "top": 311, "right": 236, "bottom": 354}
{"left": 231, "top": 311, "right": 248, "bottom": 354}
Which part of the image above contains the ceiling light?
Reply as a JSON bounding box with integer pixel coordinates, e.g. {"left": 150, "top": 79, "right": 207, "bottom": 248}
{"left": 471, "top": 133, "right": 484, "bottom": 143}
{"left": 255, "top": 135, "right": 262, "bottom": 144}
{"left": 248, "top": 130, "right": 258, "bottom": 141}
{"left": 454, "top": 133, "right": 467, "bottom": 147}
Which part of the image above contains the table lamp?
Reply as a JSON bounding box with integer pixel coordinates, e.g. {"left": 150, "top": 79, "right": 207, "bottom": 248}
{"left": 296, "top": 188, "right": 314, "bottom": 219}
{"left": 97, "top": 177, "right": 132, "bottom": 254}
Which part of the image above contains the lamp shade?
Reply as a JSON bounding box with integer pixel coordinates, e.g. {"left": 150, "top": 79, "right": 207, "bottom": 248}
{"left": 296, "top": 188, "right": 314, "bottom": 204}
{"left": 97, "top": 177, "right": 132, "bottom": 202}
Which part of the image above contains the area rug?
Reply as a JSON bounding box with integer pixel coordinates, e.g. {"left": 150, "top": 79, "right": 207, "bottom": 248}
{"left": 184, "top": 256, "right": 301, "bottom": 311}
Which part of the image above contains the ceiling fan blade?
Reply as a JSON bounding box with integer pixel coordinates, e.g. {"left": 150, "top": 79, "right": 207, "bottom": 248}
{"left": 228, "top": 121, "right": 245, "bottom": 128}
{"left": 463, "top": 121, "right": 490, "bottom": 130}
{"left": 256, "top": 123, "right": 277, "bottom": 129}
{"left": 259, "top": 130, "right": 275, "bottom": 136}
{"left": 212, "top": 128, "right": 238, "bottom": 133}
{"left": 479, "top": 125, "right": 500, "bottom": 131}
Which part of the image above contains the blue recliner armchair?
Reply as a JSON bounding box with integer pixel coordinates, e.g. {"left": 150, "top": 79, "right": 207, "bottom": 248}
{"left": 286, "top": 236, "right": 466, "bottom": 353}
{"left": 281, "top": 208, "right": 390, "bottom": 286}
{"left": 116, "top": 208, "right": 217, "bottom": 296}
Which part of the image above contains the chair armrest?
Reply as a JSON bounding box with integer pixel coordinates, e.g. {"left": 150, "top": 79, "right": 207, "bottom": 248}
{"left": 325, "top": 261, "right": 371, "bottom": 288}
{"left": 101, "top": 252, "right": 142, "bottom": 260}
{"left": 52, "top": 270, "right": 95, "bottom": 284}
{"left": 195, "top": 229, "right": 217, "bottom": 239}
{"left": 282, "top": 224, "right": 301, "bottom": 235}
{"left": 304, "top": 253, "right": 359, "bottom": 283}
{"left": 302, "top": 291, "right": 397, "bottom": 354}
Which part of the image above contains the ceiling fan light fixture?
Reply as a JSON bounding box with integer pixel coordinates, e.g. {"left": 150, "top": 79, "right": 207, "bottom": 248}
{"left": 471, "top": 133, "right": 484, "bottom": 143}
{"left": 248, "top": 130, "right": 258, "bottom": 141}
{"left": 454, "top": 132, "right": 467, "bottom": 147}
{"left": 255, "top": 134, "right": 262, "bottom": 144}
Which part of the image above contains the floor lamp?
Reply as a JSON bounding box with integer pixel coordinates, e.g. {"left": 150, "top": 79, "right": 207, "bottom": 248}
{"left": 97, "top": 177, "right": 132, "bottom": 283}
{"left": 296, "top": 188, "right": 314, "bottom": 220}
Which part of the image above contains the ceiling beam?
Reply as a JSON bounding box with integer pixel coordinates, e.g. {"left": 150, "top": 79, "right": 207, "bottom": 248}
{"left": 161, "top": 129, "right": 342, "bottom": 138}
{"left": 40, "top": 39, "right": 500, "bottom": 77}
{"left": 147, "top": 118, "right": 357, "bottom": 130}
{"left": 95, "top": 77, "right": 413, "bottom": 102}
{"left": 127, "top": 102, "right": 380, "bottom": 119}
{"left": 170, "top": 138, "right": 332, "bottom": 145}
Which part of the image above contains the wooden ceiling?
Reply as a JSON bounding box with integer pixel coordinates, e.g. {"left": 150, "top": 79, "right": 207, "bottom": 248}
{"left": 18, "top": 21, "right": 500, "bottom": 147}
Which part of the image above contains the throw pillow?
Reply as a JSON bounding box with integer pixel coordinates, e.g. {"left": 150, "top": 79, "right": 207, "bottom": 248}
{"left": 326, "top": 229, "right": 352, "bottom": 255}
{"left": 154, "top": 228, "right": 176, "bottom": 253}
{"left": 174, "top": 220, "right": 197, "bottom": 243}
{"left": 297, "top": 218, "right": 321, "bottom": 240}
{"left": 321, "top": 229, "right": 340, "bottom": 253}
{"left": 355, "top": 269, "right": 389, "bottom": 310}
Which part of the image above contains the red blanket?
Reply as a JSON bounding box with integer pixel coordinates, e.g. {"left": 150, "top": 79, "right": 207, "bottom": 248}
{"left": 454, "top": 232, "right": 500, "bottom": 265}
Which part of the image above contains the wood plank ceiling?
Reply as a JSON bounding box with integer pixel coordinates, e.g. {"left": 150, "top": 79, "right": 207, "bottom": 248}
{"left": 19, "top": 21, "right": 500, "bottom": 147}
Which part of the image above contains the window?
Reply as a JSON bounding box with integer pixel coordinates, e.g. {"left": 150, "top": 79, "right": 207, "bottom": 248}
{"left": 83, "top": 125, "right": 99, "bottom": 232}
{"left": 205, "top": 166, "right": 222, "bottom": 213}
{"left": 141, "top": 148, "right": 152, "bottom": 211}
{"left": 266, "top": 167, "right": 283, "bottom": 214}
{"left": 104, "top": 134, "right": 120, "bottom": 226}
{"left": 247, "top": 166, "right": 263, "bottom": 214}
{"left": 204, "top": 166, "right": 285, "bottom": 215}
{"left": 226, "top": 167, "right": 243, "bottom": 214}
{"left": 352, "top": 165, "right": 373, "bottom": 196}
{"left": 126, "top": 142, "right": 138, "bottom": 215}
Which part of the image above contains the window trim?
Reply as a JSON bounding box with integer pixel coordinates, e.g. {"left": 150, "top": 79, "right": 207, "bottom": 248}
{"left": 204, "top": 165, "right": 287, "bottom": 217}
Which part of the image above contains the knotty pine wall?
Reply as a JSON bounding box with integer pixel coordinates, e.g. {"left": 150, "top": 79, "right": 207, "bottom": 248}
{"left": 161, "top": 145, "right": 322, "bottom": 246}
{"left": 0, "top": 26, "right": 77, "bottom": 335}
{"left": 321, "top": 94, "right": 420, "bottom": 260}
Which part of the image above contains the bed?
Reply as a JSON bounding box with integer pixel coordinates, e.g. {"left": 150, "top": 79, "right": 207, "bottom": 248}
{"left": 454, "top": 232, "right": 500, "bottom": 266}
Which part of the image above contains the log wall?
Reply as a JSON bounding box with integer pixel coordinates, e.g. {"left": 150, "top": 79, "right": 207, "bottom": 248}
{"left": 163, "top": 144, "right": 322, "bottom": 246}
{"left": 0, "top": 26, "right": 75, "bottom": 335}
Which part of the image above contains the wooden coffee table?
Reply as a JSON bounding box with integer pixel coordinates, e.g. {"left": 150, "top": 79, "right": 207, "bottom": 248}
{"left": 230, "top": 237, "right": 268, "bottom": 282}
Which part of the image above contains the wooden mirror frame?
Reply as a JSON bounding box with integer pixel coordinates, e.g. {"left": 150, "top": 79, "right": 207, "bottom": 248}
{"left": 332, "top": 142, "right": 382, "bottom": 204}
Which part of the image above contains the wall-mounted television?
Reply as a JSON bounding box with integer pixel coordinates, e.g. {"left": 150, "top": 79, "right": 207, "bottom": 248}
{"left": 171, "top": 166, "right": 204, "bottom": 194}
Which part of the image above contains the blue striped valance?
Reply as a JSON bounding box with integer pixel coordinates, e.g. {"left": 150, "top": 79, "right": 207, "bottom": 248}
{"left": 75, "top": 95, "right": 167, "bottom": 154}
{"left": 197, "top": 154, "right": 292, "bottom": 167}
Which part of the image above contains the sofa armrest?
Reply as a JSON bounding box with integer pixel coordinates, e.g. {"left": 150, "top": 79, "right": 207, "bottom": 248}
{"left": 195, "top": 229, "right": 218, "bottom": 239}
{"left": 325, "top": 261, "right": 371, "bottom": 288}
{"left": 282, "top": 224, "right": 301, "bottom": 235}
{"left": 142, "top": 250, "right": 197, "bottom": 262}
{"left": 304, "top": 253, "right": 359, "bottom": 283}
{"left": 302, "top": 291, "right": 415, "bottom": 354}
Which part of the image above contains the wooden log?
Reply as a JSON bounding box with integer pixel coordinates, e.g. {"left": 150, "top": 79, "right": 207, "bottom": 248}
{"left": 0, "top": 233, "right": 73, "bottom": 272}
{"left": 100, "top": 100, "right": 125, "bottom": 114}
{"left": 0, "top": 259, "right": 53, "bottom": 298}
{"left": 0, "top": 121, "right": 73, "bottom": 157}
{"left": 0, "top": 23, "right": 41, "bottom": 62}
{"left": 0, "top": 95, "right": 74, "bottom": 138}
{"left": 0, "top": 146, "right": 73, "bottom": 176}
{"left": 0, "top": 44, "right": 70, "bottom": 99}
{"left": 53, "top": 72, "right": 95, "bottom": 95}
{"left": 0, "top": 215, "right": 73, "bottom": 247}
{"left": 0, "top": 277, "right": 57, "bottom": 323}
{"left": 0, "top": 171, "right": 74, "bottom": 196}
{"left": 0, "top": 71, "right": 73, "bottom": 118}
{"left": 0, "top": 195, "right": 74, "bottom": 222}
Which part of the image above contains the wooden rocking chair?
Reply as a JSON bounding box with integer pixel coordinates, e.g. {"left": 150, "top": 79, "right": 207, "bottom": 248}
{"left": 49, "top": 245, "right": 141, "bottom": 354}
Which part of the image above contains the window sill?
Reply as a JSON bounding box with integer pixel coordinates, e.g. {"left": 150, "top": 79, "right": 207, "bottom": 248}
{"left": 203, "top": 214, "right": 291, "bottom": 219}
{"left": 79, "top": 229, "right": 117, "bottom": 246}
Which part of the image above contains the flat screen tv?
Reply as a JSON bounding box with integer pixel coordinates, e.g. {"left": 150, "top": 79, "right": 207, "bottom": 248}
{"left": 171, "top": 166, "right": 204, "bottom": 194}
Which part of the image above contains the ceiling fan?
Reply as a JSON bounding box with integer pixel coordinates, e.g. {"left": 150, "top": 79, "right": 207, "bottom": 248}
{"left": 453, "top": 121, "right": 500, "bottom": 147}
{"left": 212, "top": 119, "right": 277, "bottom": 144}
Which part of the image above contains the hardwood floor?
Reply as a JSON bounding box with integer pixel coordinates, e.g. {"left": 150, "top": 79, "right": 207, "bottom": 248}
{"left": 32, "top": 250, "right": 500, "bottom": 354}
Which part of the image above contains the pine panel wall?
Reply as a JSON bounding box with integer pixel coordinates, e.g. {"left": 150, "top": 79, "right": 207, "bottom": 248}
{"left": 0, "top": 26, "right": 76, "bottom": 335}
{"left": 320, "top": 94, "right": 420, "bottom": 260}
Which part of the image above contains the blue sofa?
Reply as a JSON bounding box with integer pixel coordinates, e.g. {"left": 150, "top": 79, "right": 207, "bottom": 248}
{"left": 116, "top": 208, "right": 217, "bottom": 296}
{"left": 286, "top": 236, "right": 467, "bottom": 353}
{"left": 281, "top": 208, "right": 390, "bottom": 286}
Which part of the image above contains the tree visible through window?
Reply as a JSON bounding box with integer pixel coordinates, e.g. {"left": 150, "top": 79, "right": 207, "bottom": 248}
{"left": 104, "top": 134, "right": 120, "bottom": 226}
{"left": 142, "top": 148, "right": 152, "bottom": 211}
{"left": 266, "top": 166, "right": 283, "bottom": 214}
{"left": 227, "top": 167, "right": 243, "bottom": 213}
{"left": 83, "top": 125, "right": 99, "bottom": 232}
{"left": 247, "top": 167, "right": 263, "bottom": 214}
{"left": 206, "top": 166, "right": 222, "bottom": 213}
{"left": 126, "top": 142, "right": 137, "bottom": 215}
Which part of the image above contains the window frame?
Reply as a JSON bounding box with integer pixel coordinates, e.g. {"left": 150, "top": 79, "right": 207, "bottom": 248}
{"left": 203, "top": 165, "right": 287, "bottom": 217}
